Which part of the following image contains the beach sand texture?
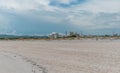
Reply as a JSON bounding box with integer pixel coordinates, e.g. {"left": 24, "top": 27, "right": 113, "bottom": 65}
{"left": 0, "top": 40, "right": 120, "bottom": 73}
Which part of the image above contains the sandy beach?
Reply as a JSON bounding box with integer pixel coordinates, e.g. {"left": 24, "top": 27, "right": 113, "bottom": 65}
{"left": 0, "top": 40, "right": 120, "bottom": 73}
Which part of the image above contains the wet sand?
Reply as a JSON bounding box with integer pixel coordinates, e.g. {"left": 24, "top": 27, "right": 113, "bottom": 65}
{"left": 0, "top": 40, "right": 120, "bottom": 73}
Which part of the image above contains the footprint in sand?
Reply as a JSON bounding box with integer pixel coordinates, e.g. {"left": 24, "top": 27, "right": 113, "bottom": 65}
{"left": 0, "top": 52, "right": 47, "bottom": 73}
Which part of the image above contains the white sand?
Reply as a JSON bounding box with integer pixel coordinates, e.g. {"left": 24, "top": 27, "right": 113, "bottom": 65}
{"left": 0, "top": 52, "right": 44, "bottom": 73}
{"left": 0, "top": 40, "right": 120, "bottom": 73}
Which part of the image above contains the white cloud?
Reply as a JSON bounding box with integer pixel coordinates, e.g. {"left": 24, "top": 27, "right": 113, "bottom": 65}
{"left": 0, "top": 0, "right": 119, "bottom": 13}
{"left": 74, "top": 0, "right": 120, "bottom": 13}
{"left": 59, "top": 0, "right": 71, "bottom": 4}
{"left": 0, "top": 0, "right": 52, "bottom": 11}
{"left": 0, "top": 0, "right": 120, "bottom": 31}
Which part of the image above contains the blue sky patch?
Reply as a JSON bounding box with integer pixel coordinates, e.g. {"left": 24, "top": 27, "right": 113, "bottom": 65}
{"left": 49, "top": 0, "right": 86, "bottom": 8}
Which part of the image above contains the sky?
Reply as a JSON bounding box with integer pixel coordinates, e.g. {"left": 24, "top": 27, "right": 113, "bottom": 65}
{"left": 0, "top": 0, "right": 120, "bottom": 35}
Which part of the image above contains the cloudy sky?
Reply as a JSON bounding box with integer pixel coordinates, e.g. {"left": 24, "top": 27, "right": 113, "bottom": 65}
{"left": 0, "top": 0, "right": 120, "bottom": 35}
